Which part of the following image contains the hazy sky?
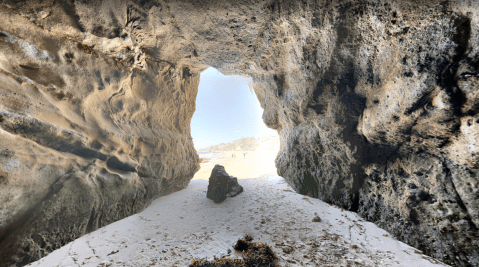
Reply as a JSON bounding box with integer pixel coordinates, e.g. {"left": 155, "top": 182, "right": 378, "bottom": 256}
{"left": 191, "top": 67, "right": 277, "bottom": 149}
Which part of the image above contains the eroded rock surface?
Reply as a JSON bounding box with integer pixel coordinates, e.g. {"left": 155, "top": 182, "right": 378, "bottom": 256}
{"left": 0, "top": 1, "right": 202, "bottom": 265}
{"left": 0, "top": 0, "right": 478, "bottom": 266}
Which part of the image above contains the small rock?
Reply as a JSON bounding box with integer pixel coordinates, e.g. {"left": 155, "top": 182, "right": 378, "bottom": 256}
{"left": 207, "top": 165, "right": 243, "bottom": 203}
{"left": 312, "top": 216, "right": 321, "bottom": 222}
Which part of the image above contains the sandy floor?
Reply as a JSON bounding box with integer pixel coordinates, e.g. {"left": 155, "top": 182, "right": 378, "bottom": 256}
{"left": 193, "top": 150, "right": 279, "bottom": 180}
{"left": 28, "top": 173, "right": 448, "bottom": 267}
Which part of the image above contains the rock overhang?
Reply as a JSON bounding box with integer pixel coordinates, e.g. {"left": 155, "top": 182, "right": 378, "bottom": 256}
{"left": 0, "top": 0, "right": 478, "bottom": 266}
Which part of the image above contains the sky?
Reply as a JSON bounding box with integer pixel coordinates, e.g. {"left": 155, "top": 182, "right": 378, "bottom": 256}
{"left": 191, "top": 67, "right": 278, "bottom": 149}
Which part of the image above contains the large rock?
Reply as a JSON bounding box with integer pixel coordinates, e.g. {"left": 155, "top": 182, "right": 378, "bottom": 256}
{"left": 207, "top": 165, "right": 243, "bottom": 203}
{"left": 0, "top": 0, "right": 479, "bottom": 266}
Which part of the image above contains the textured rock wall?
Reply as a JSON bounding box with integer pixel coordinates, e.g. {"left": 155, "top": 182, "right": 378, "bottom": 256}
{"left": 0, "top": 1, "right": 201, "bottom": 265}
{"left": 0, "top": 0, "right": 478, "bottom": 266}
{"left": 247, "top": 2, "right": 479, "bottom": 266}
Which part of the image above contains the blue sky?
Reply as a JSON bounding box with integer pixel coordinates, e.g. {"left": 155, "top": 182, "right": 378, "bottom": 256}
{"left": 191, "top": 67, "right": 277, "bottom": 149}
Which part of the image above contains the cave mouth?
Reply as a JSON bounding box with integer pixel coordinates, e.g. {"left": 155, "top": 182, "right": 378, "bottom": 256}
{"left": 190, "top": 67, "right": 279, "bottom": 180}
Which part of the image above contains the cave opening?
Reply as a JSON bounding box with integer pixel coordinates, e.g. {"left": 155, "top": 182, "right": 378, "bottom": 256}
{"left": 190, "top": 67, "right": 279, "bottom": 180}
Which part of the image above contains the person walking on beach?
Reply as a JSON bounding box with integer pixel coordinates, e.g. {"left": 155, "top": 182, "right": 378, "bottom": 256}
{"left": 243, "top": 152, "right": 246, "bottom": 159}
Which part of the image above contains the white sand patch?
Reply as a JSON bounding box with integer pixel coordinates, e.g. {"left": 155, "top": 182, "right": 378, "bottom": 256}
{"left": 194, "top": 150, "right": 279, "bottom": 180}
{"left": 28, "top": 174, "right": 448, "bottom": 267}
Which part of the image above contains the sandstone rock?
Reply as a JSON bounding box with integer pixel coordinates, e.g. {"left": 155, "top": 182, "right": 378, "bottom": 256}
{"left": 207, "top": 165, "right": 243, "bottom": 203}
{"left": 0, "top": 0, "right": 478, "bottom": 266}
{"left": 0, "top": 1, "right": 201, "bottom": 265}
{"left": 312, "top": 216, "right": 321, "bottom": 223}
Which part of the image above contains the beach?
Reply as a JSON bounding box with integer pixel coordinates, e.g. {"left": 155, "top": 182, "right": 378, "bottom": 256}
{"left": 193, "top": 150, "right": 279, "bottom": 180}
{"left": 28, "top": 152, "right": 448, "bottom": 267}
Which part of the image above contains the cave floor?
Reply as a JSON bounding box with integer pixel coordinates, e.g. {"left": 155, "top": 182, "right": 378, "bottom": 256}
{"left": 28, "top": 174, "right": 447, "bottom": 267}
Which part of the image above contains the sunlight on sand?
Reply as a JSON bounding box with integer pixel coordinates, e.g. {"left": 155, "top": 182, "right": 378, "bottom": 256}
{"left": 192, "top": 150, "right": 279, "bottom": 180}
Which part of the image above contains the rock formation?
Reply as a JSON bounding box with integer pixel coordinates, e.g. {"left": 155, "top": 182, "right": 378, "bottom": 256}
{"left": 0, "top": 0, "right": 478, "bottom": 266}
{"left": 207, "top": 165, "right": 244, "bottom": 203}
{"left": 0, "top": 1, "right": 202, "bottom": 265}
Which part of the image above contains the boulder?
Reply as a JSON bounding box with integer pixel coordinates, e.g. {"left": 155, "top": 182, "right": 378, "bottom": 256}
{"left": 207, "top": 165, "right": 243, "bottom": 203}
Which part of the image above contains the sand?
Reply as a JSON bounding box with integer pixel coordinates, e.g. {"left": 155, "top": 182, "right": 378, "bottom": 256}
{"left": 28, "top": 164, "right": 448, "bottom": 266}
{"left": 193, "top": 150, "right": 279, "bottom": 180}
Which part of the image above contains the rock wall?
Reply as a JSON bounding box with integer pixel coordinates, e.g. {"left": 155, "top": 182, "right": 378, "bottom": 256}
{"left": 0, "top": 0, "right": 478, "bottom": 266}
{"left": 0, "top": 1, "right": 201, "bottom": 265}
{"left": 248, "top": 2, "right": 479, "bottom": 266}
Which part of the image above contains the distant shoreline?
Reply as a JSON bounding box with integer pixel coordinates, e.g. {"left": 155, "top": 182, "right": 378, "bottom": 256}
{"left": 196, "top": 136, "right": 279, "bottom": 153}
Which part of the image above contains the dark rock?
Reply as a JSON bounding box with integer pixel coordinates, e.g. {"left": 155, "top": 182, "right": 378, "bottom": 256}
{"left": 406, "top": 183, "right": 418, "bottom": 189}
{"left": 206, "top": 165, "right": 243, "bottom": 203}
{"left": 417, "top": 190, "right": 430, "bottom": 201}
{"left": 226, "top": 177, "right": 244, "bottom": 198}
{"left": 312, "top": 216, "right": 321, "bottom": 222}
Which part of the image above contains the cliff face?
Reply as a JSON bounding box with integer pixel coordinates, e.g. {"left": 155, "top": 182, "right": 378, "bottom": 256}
{"left": 0, "top": 0, "right": 478, "bottom": 266}
{"left": 0, "top": 1, "right": 201, "bottom": 265}
{"left": 251, "top": 2, "right": 479, "bottom": 266}
{"left": 198, "top": 136, "right": 279, "bottom": 152}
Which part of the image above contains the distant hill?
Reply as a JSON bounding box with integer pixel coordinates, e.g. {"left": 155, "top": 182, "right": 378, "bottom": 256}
{"left": 198, "top": 136, "right": 279, "bottom": 152}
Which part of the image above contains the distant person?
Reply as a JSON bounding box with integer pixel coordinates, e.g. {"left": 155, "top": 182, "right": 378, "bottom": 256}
{"left": 243, "top": 153, "right": 246, "bottom": 159}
